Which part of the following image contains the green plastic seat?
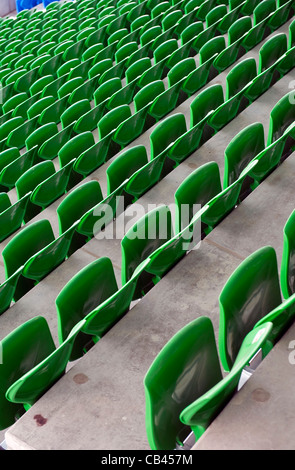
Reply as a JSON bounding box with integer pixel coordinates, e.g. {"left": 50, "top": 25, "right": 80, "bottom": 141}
{"left": 37, "top": 123, "right": 75, "bottom": 162}
{"left": 58, "top": 131, "right": 95, "bottom": 188}
{"left": 219, "top": 245, "right": 282, "bottom": 372}
{"left": 225, "top": 57, "right": 257, "bottom": 108}
{"left": 56, "top": 180, "right": 103, "bottom": 255}
{"left": 267, "top": 91, "right": 295, "bottom": 153}
{"left": 55, "top": 257, "right": 125, "bottom": 360}
{"left": 256, "top": 33, "right": 288, "bottom": 89}
{"left": 74, "top": 105, "right": 132, "bottom": 177}
{"left": 121, "top": 205, "right": 173, "bottom": 299}
{"left": 6, "top": 116, "right": 39, "bottom": 150}
{"left": 16, "top": 160, "right": 74, "bottom": 220}
{"left": 0, "top": 146, "right": 38, "bottom": 192}
{"left": 179, "top": 321, "right": 273, "bottom": 446}
{"left": 167, "top": 85, "right": 224, "bottom": 166}
{"left": 2, "top": 219, "right": 76, "bottom": 301}
{"left": 144, "top": 315, "right": 273, "bottom": 449}
{"left": 281, "top": 209, "right": 295, "bottom": 300}
{"left": 25, "top": 122, "right": 58, "bottom": 152}
{"left": 223, "top": 122, "right": 265, "bottom": 193}
{"left": 38, "top": 95, "right": 69, "bottom": 126}
{"left": 241, "top": 0, "right": 276, "bottom": 51}
{"left": 0, "top": 192, "right": 31, "bottom": 243}
{"left": 106, "top": 145, "right": 149, "bottom": 206}
{"left": 267, "top": 0, "right": 294, "bottom": 32}
{"left": 60, "top": 99, "right": 91, "bottom": 129}
{"left": 1, "top": 316, "right": 84, "bottom": 427}
{"left": 113, "top": 81, "right": 165, "bottom": 147}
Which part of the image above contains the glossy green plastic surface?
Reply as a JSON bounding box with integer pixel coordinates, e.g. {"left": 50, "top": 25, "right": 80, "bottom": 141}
{"left": 56, "top": 257, "right": 118, "bottom": 360}
{"left": 144, "top": 317, "right": 223, "bottom": 450}
{"left": 121, "top": 205, "right": 173, "bottom": 298}
{"left": 219, "top": 246, "right": 282, "bottom": 372}
{"left": 0, "top": 316, "right": 56, "bottom": 429}
{"left": 179, "top": 322, "right": 273, "bottom": 443}
{"left": 6, "top": 318, "right": 86, "bottom": 409}
{"left": 223, "top": 122, "right": 265, "bottom": 188}
{"left": 281, "top": 209, "right": 295, "bottom": 299}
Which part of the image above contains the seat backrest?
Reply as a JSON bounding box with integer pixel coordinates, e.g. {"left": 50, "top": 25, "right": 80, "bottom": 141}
{"left": 224, "top": 122, "right": 265, "bottom": 187}
{"left": 190, "top": 84, "right": 224, "bottom": 127}
{"left": 0, "top": 316, "right": 56, "bottom": 430}
{"left": 150, "top": 113, "right": 187, "bottom": 159}
{"left": 60, "top": 99, "right": 91, "bottom": 129}
{"left": 106, "top": 145, "right": 148, "bottom": 194}
{"left": 0, "top": 193, "right": 11, "bottom": 214}
{"left": 179, "top": 321, "right": 273, "bottom": 441}
{"left": 167, "top": 57, "right": 196, "bottom": 87}
{"left": 219, "top": 246, "right": 282, "bottom": 371}
{"left": 121, "top": 205, "right": 173, "bottom": 285}
{"left": 281, "top": 209, "right": 295, "bottom": 299}
{"left": 2, "top": 219, "right": 55, "bottom": 278}
{"left": 94, "top": 76, "right": 122, "bottom": 106}
{"left": 15, "top": 161, "right": 55, "bottom": 199}
{"left": 25, "top": 122, "right": 58, "bottom": 151}
{"left": 125, "top": 57, "right": 152, "bottom": 84}
{"left": 58, "top": 132, "right": 95, "bottom": 167}
{"left": 6, "top": 318, "right": 86, "bottom": 408}
{"left": 97, "top": 104, "right": 132, "bottom": 139}
{"left": 144, "top": 316, "right": 223, "bottom": 450}
{"left": 226, "top": 57, "right": 257, "bottom": 99}
{"left": 228, "top": 15, "right": 252, "bottom": 44}
{"left": 154, "top": 38, "right": 178, "bottom": 63}
{"left": 0, "top": 147, "right": 20, "bottom": 173}
{"left": 175, "top": 162, "right": 222, "bottom": 232}
{"left": 180, "top": 21, "right": 203, "bottom": 45}
{"left": 133, "top": 80, "right": 165, "bottom": 112}
{"left": 56, "top": 180, "right": 103, "bottom": 233}
{"left": 258, "top": 33, "right": 288, "bottom": 72}
{"left": 253, "top": 0, "right": 276, "bottom": 24}
{"left": 199, "top": 35, "right": 226, "bottom": 64}
{"left": 55, "top": 257, "right": 118, "bottom": 358}
{"left": 206, "top": 4, "right": 227, "bottom": 27}
{"left": 268, "top": 91, "right": 295, "bottom": 144}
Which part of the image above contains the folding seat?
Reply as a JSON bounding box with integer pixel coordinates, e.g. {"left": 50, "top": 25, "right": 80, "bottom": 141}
{"left": 106, "top": 79, "right": 138, "bottom": 111}
{"left": 167, "top": 85, "right": 224, "bottom": 167}
{"left": 223, "top": 122, "right": 265, "bottom": 195}
{"left": 1, "top": 316, "right": 85, "bottom": 429}
{"left": 241, "top": 0, "right": 277, "bottom": 51}
{"left": 25, "top": 122, "right": 59, "bottom": 153}
{"left": 41, "top": 74, "right": 69, "bottom": 100}
{"left": 0, "top": 146, "right": 38, "bottom": 192}
{"left": 219, "top": 246, "right": 282, "bottom": 372}
{"left": 56, "top": 180, "right": 104, "bottom": 255}
{"left": 106, "top": 145, "right": 149, "bottom": 206}
{"left": 38, "top": 95, "right": 70, "bottom": 126}
{"left": 58, "top": 132, "right": 95, "bottom": 188}
{"left": 73, "top": 105, "right": 132, "bottom": 178}
{"left": 208, "top": 82, "right": 247, "bottom": 135}
{"left": 15, "top": 160, "right": 74, "bottom": 221}
{"left": 121, "top": 205, "right": 173, "bottom": 299}
{"left": 144, "top": 316, "right": 272, "bottom": 450}
{"left": 68, "top": 75, "right": 100, "bottom": 105}
{"left": 206, "top": 4, "right": 227, "bottom": 28}
{"left": 225, "top": 57, "right": 257, "bottom": 114}
{"left": 198, "top": 35, "right": 226, "bottom": 78}
{"left": 11, "top": 93, "right": 42, "bottom": 120}
{"left": 29, "top": 75, "right": 54, "bottom": 97}
{"left": 113, "top": 80, "right": 165, "bottom": 147}
{"left": 137, "top": 55, "right": 167, "bottom": 88}
{"left": 267, "top": 0, "right": 294, "bottom": 32}
{"left": 2, "top": 219, "right": 76, "bottom": 301}
{"left": 60, "top": 100, "right": 91, "bottom": 129}
{"left": 281, "top": 209, "right": 295, "bottom": 300}
{"left": 0, "top": 117, "right": 25, "bottom": 145}
{"left": 57, "top": 59, "right": 80, "bottom": 79}
{"left": 125, "top": 57, "right": 152, "bottom": 85}
{"left": 216, "top": 1, "right": 246, "bottom": 35}
{"left": 0, "top": 192, "right": 31, "bottom": 242}
{"left": 55, "top": 257, "right": 123, "bottom": 360}
{"left": 257, "top": 33, "right": 288, "bottom": 85}
{"left": 267, "top": 91, "right": 295, "bottom": 153}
